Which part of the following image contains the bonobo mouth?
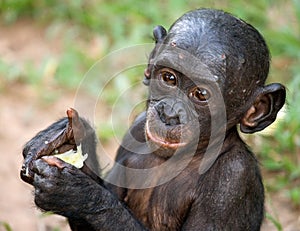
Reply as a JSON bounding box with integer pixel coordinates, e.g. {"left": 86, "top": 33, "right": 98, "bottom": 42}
{"left": 145, "top": 121, "right": 187, "bottom": 149}
{"left": 145, "top": 112, "right": 187, "bottom": 149}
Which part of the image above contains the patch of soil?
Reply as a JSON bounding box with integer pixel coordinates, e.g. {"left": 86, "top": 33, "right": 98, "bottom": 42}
{"left": 0, "top": 84, "right": 74, "bottom": 231}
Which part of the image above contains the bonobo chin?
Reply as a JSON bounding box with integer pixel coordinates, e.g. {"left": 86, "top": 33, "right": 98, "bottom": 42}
{"left": 21, "top": 8, "right": 285, "bottom": 231}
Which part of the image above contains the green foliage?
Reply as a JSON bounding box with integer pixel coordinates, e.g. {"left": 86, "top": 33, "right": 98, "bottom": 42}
{"left": 265, "top": 213, "right": 283, "bottom": 231}
{"left": 0, "top": 221, "right": 12, "bottom": 231}
{"left": 55, "top": 44, "right": 92, "bottom": 88}
{"left": 288, "top": 187, "right": 300, "bottom": 207}
{"left": 0, "top": 0, "right": 33, "bottom": 23}
{"left": 0, "top": 0, "right": 190, "bottom": 47}
{"left": 0, "top": 60, "right": 21, "bottom": 83}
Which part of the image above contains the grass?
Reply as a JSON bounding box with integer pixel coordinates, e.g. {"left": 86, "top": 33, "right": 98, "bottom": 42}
{"left": 0, "top": 222, "right": 12, "bottom": 231}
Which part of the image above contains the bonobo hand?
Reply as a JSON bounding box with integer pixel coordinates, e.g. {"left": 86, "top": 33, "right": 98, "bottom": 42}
{"left": 33, "top": 156, "right": 146, "bottom": 231}
{"left": 32, "top": 156, "right": 101, "bottom": 217}
{"left": 20, "top": 108, "right": 95, "bottom": 185}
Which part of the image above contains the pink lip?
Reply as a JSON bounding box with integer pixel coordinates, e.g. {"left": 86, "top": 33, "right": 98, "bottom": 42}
{"left": 145, "top": 121, "right": 187, "bottom": 149}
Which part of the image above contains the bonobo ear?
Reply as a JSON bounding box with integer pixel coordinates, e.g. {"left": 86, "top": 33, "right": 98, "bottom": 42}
{"left": 143, "top": 26, "right": 168, "bottom": 86}
{"left": 153, "top": 25, "right": 167, "bottom": 44}
{"left": 240, "top": 83, "right": 286, "bottom": 134}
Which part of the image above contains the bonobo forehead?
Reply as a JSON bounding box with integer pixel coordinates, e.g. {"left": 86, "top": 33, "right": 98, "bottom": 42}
{"left": 153, "top": 45, "right": 219, "bottom": 86}
{"left": 153, "top": 8, "right": 270, "bottom": 107}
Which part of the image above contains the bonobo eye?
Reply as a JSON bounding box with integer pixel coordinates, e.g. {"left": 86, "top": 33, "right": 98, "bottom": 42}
{"left": 159, "top": 69, "right": 177, "bottom": 87}
{"left": 189, "top": 87, "right": 210, "bottom": 103}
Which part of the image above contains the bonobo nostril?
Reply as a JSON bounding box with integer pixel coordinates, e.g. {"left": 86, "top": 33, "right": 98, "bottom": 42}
{"left": 167, "top": 117, "right": 180, "bottom": 126}
{"left": 154, "top": 101, "right": 183, "bottom": 125}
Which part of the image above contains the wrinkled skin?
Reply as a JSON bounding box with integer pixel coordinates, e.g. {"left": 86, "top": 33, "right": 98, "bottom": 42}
{"left": 21, "top": 9, "right": 286, "bottom": 231}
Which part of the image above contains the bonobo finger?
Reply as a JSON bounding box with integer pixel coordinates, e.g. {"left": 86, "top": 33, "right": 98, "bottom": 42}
{"left": 66, "top": 108, "right": 86, "bottom": 142}
{"left": 33, "top": 171, "right": 53, "bottom": 190}
{"left": 41, "top": 156, "right": 69, "bottom": 169}
{"left": 32, "top": 159, "right": 59, "bottom": 177}
{"left": 40, "top": 156, "right": 80, "bottom": 179}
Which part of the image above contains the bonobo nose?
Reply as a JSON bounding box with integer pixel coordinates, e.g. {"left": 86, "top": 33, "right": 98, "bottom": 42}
{"left": 154, "top": 100, "right": 188, "bottom": 125}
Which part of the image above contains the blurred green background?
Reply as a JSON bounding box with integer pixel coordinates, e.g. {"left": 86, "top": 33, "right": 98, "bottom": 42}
{"left": 0, "top": 0, "right": 299, "bottom": 230}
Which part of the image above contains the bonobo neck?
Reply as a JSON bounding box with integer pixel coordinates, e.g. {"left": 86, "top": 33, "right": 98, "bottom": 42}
{"left": 222, "top": 126, "right": 244, "bottom": 151}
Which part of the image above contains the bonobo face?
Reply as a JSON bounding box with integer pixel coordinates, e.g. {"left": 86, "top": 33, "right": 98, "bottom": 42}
{"left": 145, "top": 45, "right": 227, "bottom": 158}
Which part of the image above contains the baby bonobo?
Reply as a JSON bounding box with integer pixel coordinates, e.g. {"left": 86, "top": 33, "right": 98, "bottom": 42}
{"left": 20, "top": 8, "right": 285, "bottom": 231}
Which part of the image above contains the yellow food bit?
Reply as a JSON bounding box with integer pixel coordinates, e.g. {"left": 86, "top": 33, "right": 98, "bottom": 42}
{"left": 53, "top": 144, "right": 88, "bottom": 168}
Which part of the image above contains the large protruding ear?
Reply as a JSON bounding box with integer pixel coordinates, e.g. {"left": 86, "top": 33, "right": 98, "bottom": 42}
{"left": 240, "top": 83, "right": 286, "bottom": 134}
{"left": 144, "top": 25, "right": 168, "bottom": 86}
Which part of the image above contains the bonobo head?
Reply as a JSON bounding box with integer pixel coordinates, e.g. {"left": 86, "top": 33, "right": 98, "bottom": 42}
{"left": 144, "top": 8, "right": 286, "bottom": 158}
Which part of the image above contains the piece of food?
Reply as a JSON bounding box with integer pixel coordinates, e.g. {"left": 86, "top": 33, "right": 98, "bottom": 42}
{"left": 53, "top": 144, "right": 88, "bottom": 169}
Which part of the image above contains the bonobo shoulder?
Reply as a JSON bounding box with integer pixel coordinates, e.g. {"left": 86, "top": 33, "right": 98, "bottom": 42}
{"left": 213, "top": 138, "right": 260, "bottom": 184}
{"left": 196, "top": 138, "right": 263, "bottom": 207}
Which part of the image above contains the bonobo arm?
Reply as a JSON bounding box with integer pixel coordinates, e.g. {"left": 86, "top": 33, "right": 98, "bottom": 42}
{"left": 32, "top": 159, "right": 146, "bottom": 231}
{"left": 21, "top": 111, "right": 147, "bottom": 231}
